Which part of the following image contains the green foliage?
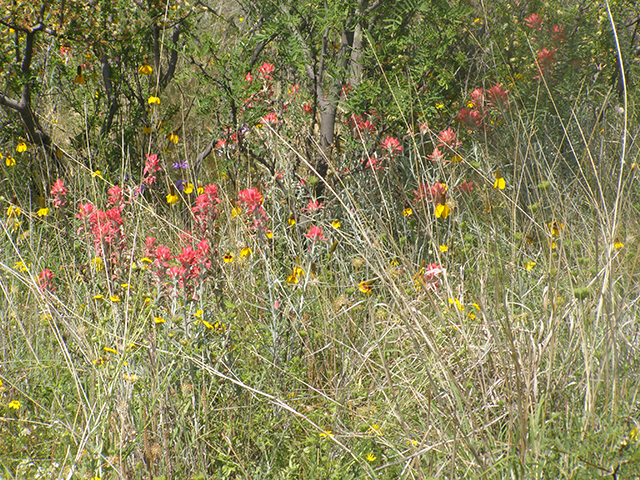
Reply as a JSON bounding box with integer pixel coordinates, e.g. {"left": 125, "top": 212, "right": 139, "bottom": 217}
{"left": 2, "top": 0, "right": 640, "bottom": 479}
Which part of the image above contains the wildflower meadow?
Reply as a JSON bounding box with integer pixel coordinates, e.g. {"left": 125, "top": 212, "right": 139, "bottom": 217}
{"left": 1, "top": 0, "right": 640, "bottom": 478}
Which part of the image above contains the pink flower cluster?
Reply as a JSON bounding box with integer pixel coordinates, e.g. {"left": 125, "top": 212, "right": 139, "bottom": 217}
{"left": 192, "top": 184, "right": 221, "bottom": 240}
{"left": 38, "top": 269, "right": 55, "bottom": 292}
{"left": 422, "top": 263, "right": 443, "bottom": 291}
{"left": 76, "top": 201, "right": 126, "bottom": 262}
{"left": 141, "top": 184, "right": 220, "bottom": 299}
{"left": 437, "top": 128, "right": 461, "bottom": 149}
{"left": 425, "top": 128, "right": 462, "bottom": 162}
{"left": 258, "top": 62, "right": 275, "bottom": 81}
{"left": 365, "top": 154, "right": 383, "bottom": 171}
{"left": 303, "top": 199, "right": 324, "bottom": 213}
{"left": 414, "top": 182, "right": 447, "bottom": 204}
{"left": 456, "top": 83, "right": 509, "bottom": 132}
{"left": 50, "top": 179, "right": 67, "bottom": 208}
{"left": 262, "top": 112, "right": 278, "bottom": 125}
{"left": 143, "top": 153, "right": 162, "bottom": 186}
{"left": 144, "top": 236, "right": 212, "bottom": 299}
{"left": 524, "top": 13, "right": 543, "bottom": 31}
{"left": 381, "top": 136, "right": 403, "bottom": 155}
{"left": 455, "top": 181, "right": 474, "bottom": 194}
{"left": 535, "top": 47, "right": 557, "bottom": 77}
{"left": 524, "top": 12, "right": 564, "bottom": 77}
{"left": 238, "top": 188, "right": 269, "bottom": 232}
{"left": 348, "top": 114, "right": 376, "bottom": 136}
{"left": 305, "top": 225, "right": 328, "bottom": 243}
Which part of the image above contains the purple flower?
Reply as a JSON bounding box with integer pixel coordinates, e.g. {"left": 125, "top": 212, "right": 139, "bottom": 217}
{"left": 172, "top": 161, "right": 189, "bottom": 170}
{"left": 175, "top": 179, "right": 186, "bottom": 191}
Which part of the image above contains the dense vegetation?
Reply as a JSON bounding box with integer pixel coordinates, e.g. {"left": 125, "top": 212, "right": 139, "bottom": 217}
{"left": 1, "top": 0, "right": 640, "bottom": 478}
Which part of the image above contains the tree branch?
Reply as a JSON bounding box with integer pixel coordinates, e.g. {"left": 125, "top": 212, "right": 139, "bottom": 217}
{"left": 161, "top": 25, "right": 181, "bottom": 87}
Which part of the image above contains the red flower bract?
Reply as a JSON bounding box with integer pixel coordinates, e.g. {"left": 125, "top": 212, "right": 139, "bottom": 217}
{"left": 238, "top": 187, "right": 269, "bottom": 232}
{"left": 422, "top": 263, "right": 443, "bottom": 291}
{"left": 303, "top": 199, "right": 324, "bottom": 213}
{"left": 427, "top": 147, "right": 445, "bottom": 162}
{"left": 535, "top": 47, "right": 557, "bottom": 76}
{"left": 262, "top": 112, "right": 278, "bottom": 124}
{"left": 258, "top": 62, "right": 275, "bottom": 80}
{"left": 143, "top": 153, "right": 162, "bottom": 186}
{"left": 238, "top": 188, "right": 263, "bottom": 213}
{"left": 524, "top": 13, "right": 543, "bottom": 31}
{"left": 50, "top": 179, "right": 67, "bottom": 207}
{"left": 487, "top": 83, "right": 509, "bottom": 108}
{"left": 455, "top": 181, "right": 474, "bottom": 194}
{"left": 414, "top": 182, "right": 447, "bottom": 204}
{"left": 107, "top": 185, "right": 124, "bottom": 208}
{"left": 437, "top": 128, "right": 461, "bottom": 149}
{"left": 38, "top": 269, "right": 55, "bottom": 292}
{"left": 192, "top": 184, "right": 221, "bottom": 240}
{"left": 381, "top": 136, "right": 403, "bottom": 155}
{"left": 305, "top": 225, "right": 328, "bottom": 243}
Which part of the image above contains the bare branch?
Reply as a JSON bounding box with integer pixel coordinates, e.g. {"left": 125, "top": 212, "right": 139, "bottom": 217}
{"left": 0, "top": 92, "right": 22, "bottom": 111}
{"left": 161, "top": 25, "right": 181, "bottom": 87}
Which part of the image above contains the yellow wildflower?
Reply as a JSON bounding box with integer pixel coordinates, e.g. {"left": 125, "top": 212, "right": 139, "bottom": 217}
{"left": 7, "top": 206, "right": 21, "bottom": 217}
{"left": 138, "top": 64, "right": 152, "bottom": 75}
{"left": 358, "top": 281, "right": 372, "bottom": 295}
{"left": 91, "top": 257, "right": 104, "bottom": 271}
{"left": 435, "top": 204, "right": 450, "bottom": 219}
{"left": 448, "top": 297, "right": 464, "bottom": 311}
{"left": 13, "top": 261, "right": 30, "bottom": 272}
{"left": 548, "top": 222, "right": 564, "bottom": 236}
{"left": 201, "top": 320, "right": 214, "bottom": 329}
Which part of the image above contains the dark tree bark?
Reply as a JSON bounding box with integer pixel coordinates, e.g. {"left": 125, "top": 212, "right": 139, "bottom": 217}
{"left": 0, "top": 17, "right": 52, "bottom": 151}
